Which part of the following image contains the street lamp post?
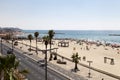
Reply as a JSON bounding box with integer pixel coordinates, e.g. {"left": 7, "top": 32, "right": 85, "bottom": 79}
{"left": 12, "top": 39, "right": 14, "bottom": 53}
{"left": 45, "top": 40, "right": 48, "bottom": 80}
{"left": 20, "top": 39, "right": 23, "bottom": 49}
{"left": 87, "top": 60, "right": 93, "bottom": 78}
{"left": 0, "top": 38, "right": 2, "bottom": 54}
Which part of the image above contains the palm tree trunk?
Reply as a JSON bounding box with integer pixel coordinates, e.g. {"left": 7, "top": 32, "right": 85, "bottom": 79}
{"left": 49, "top": 39, "right": 52, "bottom": 61}
{"left": 75, "top": 62, "right": 78, "bottom": 71}
{"left": 36, "top": 38, "right": 37, "bottom": 54}
{"left": 54, "top": 53, "right": 57, "bottom": 60}
{"left": 45, "top": 43, "right": 47, "bottom": 80}
{"left": 30, "top": 41, "right": 31, "bottom": 52}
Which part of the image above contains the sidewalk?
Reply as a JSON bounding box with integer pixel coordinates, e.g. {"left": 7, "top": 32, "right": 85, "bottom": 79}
{"left": 48, "top": 62, "right": 85, "bottom": 80}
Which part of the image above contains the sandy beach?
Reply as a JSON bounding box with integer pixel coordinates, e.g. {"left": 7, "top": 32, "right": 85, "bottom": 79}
{"left": 15, "top": 39, "right": 120, "bottom": 80}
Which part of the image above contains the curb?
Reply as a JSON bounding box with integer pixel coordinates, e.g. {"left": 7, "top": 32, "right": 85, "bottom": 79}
{"left": 24, "top": 54, "right": 73, "bottom": 80}
{"left": 47, "top": 66, "right": 73, "bottom": 80}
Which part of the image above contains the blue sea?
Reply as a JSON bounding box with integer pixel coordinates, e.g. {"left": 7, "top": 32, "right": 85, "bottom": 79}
{"left": 22, "top": 30, "right": 120, "bottom": 44}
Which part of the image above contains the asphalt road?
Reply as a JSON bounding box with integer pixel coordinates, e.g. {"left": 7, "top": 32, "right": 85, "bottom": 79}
{"left": 1, "top": 42, "right": 70, "bottom": 80}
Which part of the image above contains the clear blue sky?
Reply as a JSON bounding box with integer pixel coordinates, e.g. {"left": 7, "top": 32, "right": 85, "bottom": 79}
{"left": 0, "top": 0, "right": 120, "bottom": 30}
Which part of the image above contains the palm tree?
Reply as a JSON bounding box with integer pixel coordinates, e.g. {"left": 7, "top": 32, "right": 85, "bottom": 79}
{"left": 34, "top": 32, "right": 39, "bottom": 54}
{"left": 42, "top": 36, "right": 49, "bottom": 80}
{"left": 71, "top": 52, "right": 80, "bottom": 72}
{"left": 28, "top": 34, "right": 33, "bottom": 52}
{"left": 48, "top": 30, "right": 55, "bottom": 61}
{"left": 0, "top": 54, "right": 28, "bottom": 80}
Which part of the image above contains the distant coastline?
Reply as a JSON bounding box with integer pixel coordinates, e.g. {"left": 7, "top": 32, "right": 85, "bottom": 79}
{"left": 0, "top": 27, "right": 23, "bottom": 37}
{"left": 109, "top": 34, "right": 120, "bottom": 36}
{"left": 22, "top": 30, "right": 120, "bottom": 44}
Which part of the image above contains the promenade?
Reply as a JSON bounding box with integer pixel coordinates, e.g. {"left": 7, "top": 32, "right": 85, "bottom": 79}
{"left": 7, "top": 40, "right": 120, "bottom": 80}
{"left": 5, "top": 40, "right": 86, "bottom": 80}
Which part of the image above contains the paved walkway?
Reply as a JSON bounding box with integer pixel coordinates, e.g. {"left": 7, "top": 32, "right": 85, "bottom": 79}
{"left": 48, "top": 62, "right": 85, "bottom": 80}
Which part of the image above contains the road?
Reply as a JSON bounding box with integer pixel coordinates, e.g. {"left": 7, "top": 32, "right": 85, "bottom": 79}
{"left": 1, "top": 42, "right": 70, "bottom": 80}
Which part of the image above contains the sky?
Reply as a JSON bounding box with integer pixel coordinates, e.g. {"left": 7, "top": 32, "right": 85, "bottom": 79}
{"left": 0, "top": 0, "right": 120, "bottom": 30}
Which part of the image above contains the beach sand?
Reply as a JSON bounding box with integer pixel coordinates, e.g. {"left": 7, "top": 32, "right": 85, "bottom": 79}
{"left": 16, "top": 39, "right": 120, "bottom": 80}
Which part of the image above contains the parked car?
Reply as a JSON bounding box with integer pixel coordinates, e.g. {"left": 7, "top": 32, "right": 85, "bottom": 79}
{"left": 37, "top": 59, "right": 46, "bottom": 67}
{"left": 39, "top": 62, "right": 45, "bottom": 67}
{"left": 37, "top": 59, "right": 45, "bottom": 63}
{"left": 7, "top": 50, "right": 13, "bottom": 54}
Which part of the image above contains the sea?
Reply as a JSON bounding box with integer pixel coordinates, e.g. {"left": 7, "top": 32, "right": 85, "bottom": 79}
{"left": 21, "top": 30, "right": 120, "bottom": 44}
